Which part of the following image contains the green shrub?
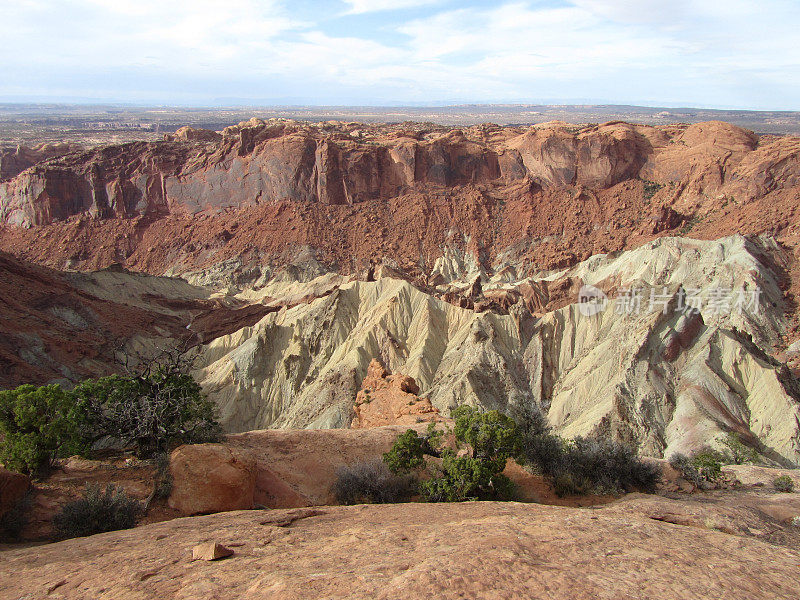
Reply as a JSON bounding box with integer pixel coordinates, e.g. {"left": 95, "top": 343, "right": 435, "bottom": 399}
{"left": 774, "top": 475, "right": 795, "bottom": 493}
{"left": 452, "top": 405, "right": 522, "bottom": 467}
{"left": 419, "top": 406, "right": 521, "bottom": 501}
{"left": 52, "top": 484, "right": 142, "bottom": 539}
{"left": 332, "top": 459, "right": 416, "bottom": 505}
{"left": 86, "top": 371, "right": 222, "bottom": 457}
{"left": 419, "top": 451, "right": 517, "bottom": 502}
{"left": 720, "top": 432, "right": 759, "bottom": 465}
{"left": 690, "top": 449, "right": 725, "bottom": 481}
{"left": 383, "top": 429, "right": 429, "bottom": 474}
{"left": 382, "top": 408, "right": 522, "bottom": 503}
{"left": 554, "top": 437, "right": 659, "bottom": 496}
{"left": 669, "top": 450, "right": 726, "bottom": 487}
{"left": 552, "top": 471, "right": 594, "bottom": 497}
{"left": 1, "top": 364, "right": 222, "bottom": 474}
{"left": 0, "top": 384, "right": 93, "bottom": 474}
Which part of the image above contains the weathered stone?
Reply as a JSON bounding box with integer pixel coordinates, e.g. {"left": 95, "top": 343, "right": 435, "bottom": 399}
{"left": 192, "top": 542, "right": 234, "bottom": 561}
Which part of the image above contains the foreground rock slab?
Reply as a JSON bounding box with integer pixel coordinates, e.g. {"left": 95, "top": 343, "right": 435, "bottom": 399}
{"left": 2, "top": 496, "right": 799, "bottom": 599}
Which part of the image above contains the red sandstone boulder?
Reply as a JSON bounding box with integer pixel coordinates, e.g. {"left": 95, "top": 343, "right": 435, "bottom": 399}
{"left": 168, "top": 444, "right": 256, "bottom": 515}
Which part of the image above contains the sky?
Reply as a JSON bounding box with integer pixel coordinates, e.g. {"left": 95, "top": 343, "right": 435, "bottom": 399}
{"left": 2, "top": 0, "right": 799, "bottom": 110}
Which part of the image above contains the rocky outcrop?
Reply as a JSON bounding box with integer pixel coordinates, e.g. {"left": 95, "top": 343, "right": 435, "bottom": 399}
{"left": 351, "top": 360, "right": 441, "bottom": 428}
{"left": 0, "top": 142, "right": 82, "bottom": 181}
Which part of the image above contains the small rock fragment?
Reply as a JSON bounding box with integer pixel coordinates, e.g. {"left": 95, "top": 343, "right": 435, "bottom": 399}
{"left": 192, "top": 542, "right": 234, "bottom": 561}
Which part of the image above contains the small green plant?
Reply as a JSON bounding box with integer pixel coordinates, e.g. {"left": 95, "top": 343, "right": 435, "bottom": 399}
{"left": 720, "top": 432, "right": 759, "bottom": 465}
{"left": 774, "top": 475, "right": 795, "bottom": 493}
{"left": 144, "top": 452, "right": 173, "bottom": 511}
{"left": 332, "top": 459, "right": 416, "bottom": 505}
{"left": 52, "top": 484, "right": 142, "bottom": 539}
{"left": 669, "top": 453, "right": 705, "bottom": 487}
{"left": 642, "top": 180, "right": 663, "bottom": 201}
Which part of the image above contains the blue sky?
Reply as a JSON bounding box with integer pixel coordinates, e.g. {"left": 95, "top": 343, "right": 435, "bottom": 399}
{"left": 2, "top": 0, "right": 799, "bottom": 110}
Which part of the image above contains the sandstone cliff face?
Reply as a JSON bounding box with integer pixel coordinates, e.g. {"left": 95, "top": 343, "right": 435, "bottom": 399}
{"left": 2, "top": 119, "right": 800, "bottom": 286}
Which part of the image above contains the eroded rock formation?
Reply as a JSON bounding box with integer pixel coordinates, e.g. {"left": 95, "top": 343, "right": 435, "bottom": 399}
{"left": 351, "top": 360, "right": 441, "bottom": 428}
{"left": 2, "top": 119, "right": 800, "bottom": 464}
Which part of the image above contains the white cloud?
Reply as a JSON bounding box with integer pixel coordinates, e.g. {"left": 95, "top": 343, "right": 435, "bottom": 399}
{"left": 343, "top": 0, "right": 441, "bottom": 14}
{"left": 1, "top": 0, "right": 799, "bottom": 109}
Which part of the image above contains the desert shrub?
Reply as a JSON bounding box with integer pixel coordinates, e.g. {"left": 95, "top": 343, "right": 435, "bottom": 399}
{"left": 642, "top": 180, "right": 663, "bottom": 200}
{"left": 774, "top": 475, "right": 795, "bottom": 493}
{"left": 720, "top": 432, "right": 759, "bottom": 465}
{"left": 669, "top": 453, "right": 705, "bottom": 487}
{"left": 418, "top": 406, "right": 521, "bottom": 502}
{"left": 383, "top": 429, "right": 430, "bottom": 474}
{"left": 52, "top": 484, "right": 142, "bottom": 539}
{"left": 513, "top": 405, "right": 566, "bottom": 476}
{"left": 0, "top": 492, "right": 33, "bottom": 541}
{"left": 332, "top": 459, "right": 416, "bottom": 505}
{"left": 143, "top": 452, "right": 174, "bottom": 511}
{"left": 552, "top": 471, "right": 595, "bottom": 497}
{"left": 515, "top": 404, "right": 657, "bottom": 496}
{"left": 1, "top": 354, "right": 222, "bottom": 473}
{"left": 554, "top": 437, "right": 659, "bottom": 496}
{"left": 382, "top": 408, "right": 522, "bottom": 503}
{"left": 419, "top": 451, "right": 517, "bottom": 502}
{"left": 0, "top": 384, "right": 94, "bottom": 474}
{"left": 669, "top": 450, "right": 726, "bottom": 487}
{"left": 452, "top": 406, "right": 522, "bottom": 467}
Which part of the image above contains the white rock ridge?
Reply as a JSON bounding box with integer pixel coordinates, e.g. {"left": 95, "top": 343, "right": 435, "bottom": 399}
{"left": 194, "top": 234, "right": 800, "bottom": 465}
